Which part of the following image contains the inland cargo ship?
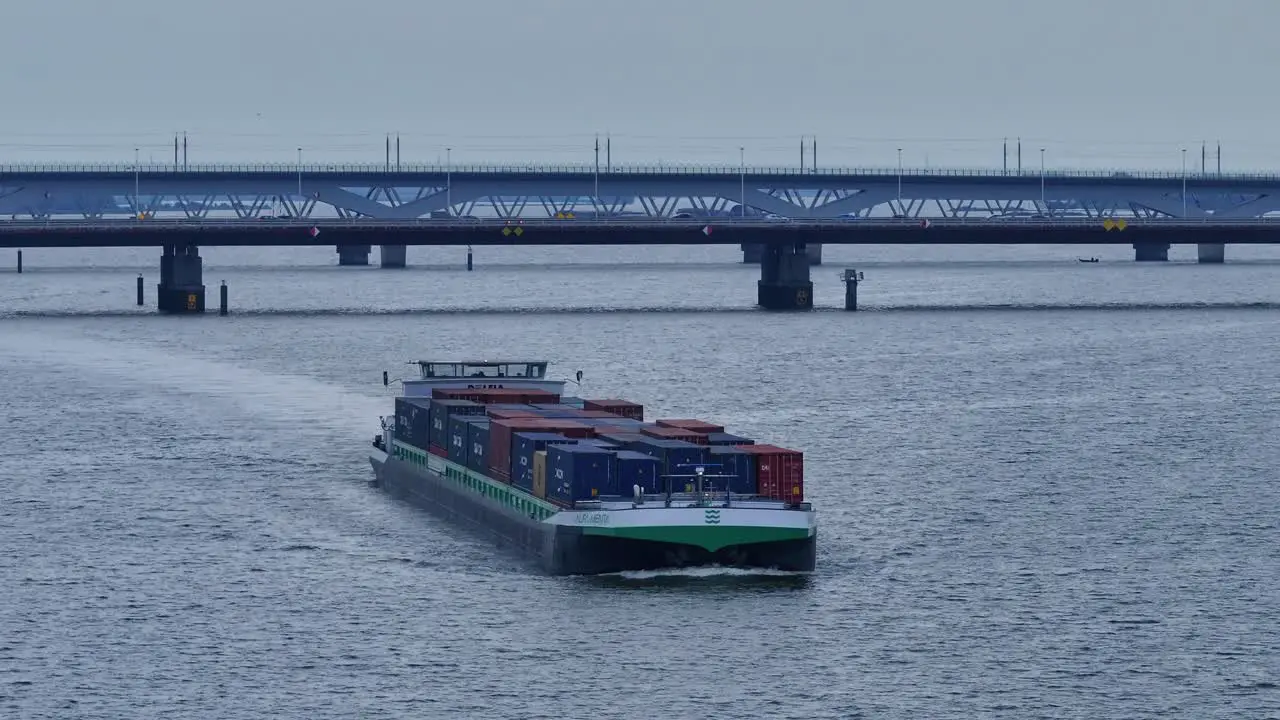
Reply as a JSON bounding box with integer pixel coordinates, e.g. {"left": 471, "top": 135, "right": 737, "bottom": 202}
{"left": 367, "top": 359, "right": 816, "bottom": 575}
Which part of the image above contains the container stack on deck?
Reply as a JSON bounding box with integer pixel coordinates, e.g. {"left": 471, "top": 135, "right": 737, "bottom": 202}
{"left": 389, "top": 391, "right": 805, "bottom": 508}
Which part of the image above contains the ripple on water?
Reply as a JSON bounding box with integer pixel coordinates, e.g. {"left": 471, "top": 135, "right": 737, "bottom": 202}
{"left": 2, "top": 254, "right": 1278, "bottom": 719}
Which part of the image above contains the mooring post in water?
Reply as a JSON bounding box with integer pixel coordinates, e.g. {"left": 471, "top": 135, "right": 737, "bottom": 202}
{"left": 136, "top": 274, "right": 144, "bottom": 305}
{"left": 842, "top": 269, "right": 864, "bottom": 311}
{"left": 219, "top": 280, "right": 228, "bottom": 316}
{"left": 466, "top": 245, "right": 473, "bottom": 271}
{"left": 16, "top": 250, "right": 21, "bottom": 274}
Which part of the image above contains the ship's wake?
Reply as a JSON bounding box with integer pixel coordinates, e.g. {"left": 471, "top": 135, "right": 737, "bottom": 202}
{"left": 0, "top": 328, "right": 386, "bottom": 438}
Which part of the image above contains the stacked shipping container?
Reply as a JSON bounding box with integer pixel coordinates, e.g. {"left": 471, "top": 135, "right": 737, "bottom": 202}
{"left": 389, "top": 394, "right": 804, "bottom": 506}
{"left": 583, "top": 399, "right": 644, "bottom": 420}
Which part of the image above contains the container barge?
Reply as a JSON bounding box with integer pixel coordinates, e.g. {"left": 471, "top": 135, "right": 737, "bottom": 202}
{"left": 367, "top": 359, "right": 816, "bottom": 575}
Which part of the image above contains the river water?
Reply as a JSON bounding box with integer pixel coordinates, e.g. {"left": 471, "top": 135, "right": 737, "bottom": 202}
{"left": 1, "top": 242, "right": 1277, "bottom": 719}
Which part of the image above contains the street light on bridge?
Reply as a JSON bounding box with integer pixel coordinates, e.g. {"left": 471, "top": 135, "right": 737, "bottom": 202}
{"left": 1039, "top": 148, "right": 1046, "bottom": 211}
{"left": 296, "top": 147, "right": 303, "bottom": 200}
{"left": 896, "top": 148, "right": 902, "bottom": 208}
{"left": 1181, "top": 147, "right": 1187, "bottom": 218}
{"left": 134, "top": 147, "right": 140, "bottom": 219}
{"left": 447, "top": 147, "right": 452, "bottom": 217}
{"left": 739, "top": 146, "right": 745, "bottom": 218}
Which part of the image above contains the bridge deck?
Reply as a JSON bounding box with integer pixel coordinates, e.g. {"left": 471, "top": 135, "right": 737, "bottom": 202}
{"left": 0, "top": 217, "right": 1274, "bottom": 249}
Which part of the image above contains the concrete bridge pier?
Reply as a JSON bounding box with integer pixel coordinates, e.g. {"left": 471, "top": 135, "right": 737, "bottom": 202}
{"left": 337, "top": 244, "right": 371, "bottom": 266}
{"left": 757, "top": 243, "right": 813, "bottom": 310}
{"left": 157, "top": 244, "right": 205, "bottom": 313}
{"left": 1133, "top": 242, "right": 1170, "bottom": 262}
{"left": 1197, "top": 242, "right": 1226, "bottom": 264}
{"left": 380, "top": 244, "right": 407, "bottom": 268}
{"left": 743, "top": 243, "right": 822, "bottom": 265}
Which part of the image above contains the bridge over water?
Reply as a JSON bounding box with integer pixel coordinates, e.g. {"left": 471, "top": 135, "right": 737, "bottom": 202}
{"left": 3, "top": 216, "right": 1272, "bottom": 313}
{"left": 7, "top": 159, "right": 1278, "bottom": 268}
{"left": 5, "top": 162, "right": 1278, "bottom": 223}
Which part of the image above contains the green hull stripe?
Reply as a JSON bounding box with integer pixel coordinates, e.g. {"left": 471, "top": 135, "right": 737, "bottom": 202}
{"left": 582, "top": 525, "right": 811, "bottom": 552}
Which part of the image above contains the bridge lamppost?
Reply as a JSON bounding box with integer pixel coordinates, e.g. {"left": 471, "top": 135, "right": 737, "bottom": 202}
{"left": 896, "top": 147, "right": 902, "bottom": 208}
{"left": 133, "top": 147, "right": 140, "bottom": 219}
{"left": 739, "top": 146, "right": 745, "bottom": 219}
{"left": 1039, "top": 148, "right": 1046, "bottom": 211}
{"left": 446, "top": 147, "right": 452, "bottom": 216}
{"left": 296, "top": 147, "right": 303, "bottom": 201}
{"left": 1181, "top": 147, "right": 1187, "bottom": 217}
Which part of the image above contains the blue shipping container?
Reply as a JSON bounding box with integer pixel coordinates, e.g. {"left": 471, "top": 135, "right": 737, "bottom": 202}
{"left": 466, "top": 418, "right": 491, "bottom": 475}
{"left": 394, "top": 397, "right": 433, "bottom": 449}
{"left": 447, "top": 414, "right": 474, "bottom": 465}
{"left": 512, "top": 432, "right": 579, "bottom": 491}
{"left": 708, "top": 446, "right": 759, "bottom": 494}
{"left": 706, "top": 432, "right": 755, "bottom": 446}
{"left": 614, "top": 450, "right": 662, "bottom": 495}
{"left": 430, "top": 399, "right": 484, "bottom": 449}
{"left": 547, "top": 444, "right": 616, "bottom": 503}
{"left": 629, "top": 438, "right": 710, "bottom": 493}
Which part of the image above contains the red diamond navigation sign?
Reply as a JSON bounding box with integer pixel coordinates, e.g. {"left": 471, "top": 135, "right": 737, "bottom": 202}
{"left": 702, "top": 225, "right": 713, "bottom": 236}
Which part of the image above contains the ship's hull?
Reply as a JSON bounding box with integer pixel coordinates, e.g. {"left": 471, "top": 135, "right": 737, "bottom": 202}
{"left": 369, "top": 447, "right": 816, "bottom": 575}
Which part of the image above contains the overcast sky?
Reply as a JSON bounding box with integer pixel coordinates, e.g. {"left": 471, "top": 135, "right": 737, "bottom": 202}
{"left": 2, "top": 0, "right": 1277, "bottom": 170}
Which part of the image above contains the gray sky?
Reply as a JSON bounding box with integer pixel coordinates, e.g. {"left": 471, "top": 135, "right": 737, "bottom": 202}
{"left": 2, "top": 0, "right": 1276, "bottom": 170}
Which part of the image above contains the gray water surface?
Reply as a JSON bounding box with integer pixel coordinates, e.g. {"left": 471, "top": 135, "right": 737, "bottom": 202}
{"left": 1, "top": 243, "right": 1277, "bottom": 719}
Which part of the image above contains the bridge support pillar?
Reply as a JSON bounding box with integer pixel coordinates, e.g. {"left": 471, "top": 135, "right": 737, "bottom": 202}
{"left": 157, "top": 244, "right": 205, "bottom": 313}
{"left": 806, "top": 243, "right": 823, "bottom": 266}
{"left": 380, "top": 244, "right": 407, "bottom": 268}
{"left": 744, "top": 242, "right": 822, "bottom": 265}
{"left": 1197, "top": 242, "right": 1225, "bottom": 264}
{"left": 1133, "top": 242, "right": 1170, "bottom": 262}
{"left": 758, "top": 243, "right": 813, "bottom": 311}
{"left": 337, "top": 244, "right": 371, "bottom": 266}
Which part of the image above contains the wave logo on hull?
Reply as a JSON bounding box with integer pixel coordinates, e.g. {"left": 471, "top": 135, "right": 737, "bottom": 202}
{"left": 704, "top": 509, "right": 721, "bottom": 525}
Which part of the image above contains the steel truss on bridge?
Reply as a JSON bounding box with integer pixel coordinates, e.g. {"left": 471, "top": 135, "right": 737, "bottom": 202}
{"left": 3, "top": 163, "right": 1280, "bottom": 221}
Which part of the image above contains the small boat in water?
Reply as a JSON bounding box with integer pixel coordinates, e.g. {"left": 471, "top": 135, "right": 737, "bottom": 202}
{"left": 1078, "top": 257, "right": 1099, "bottom": 263}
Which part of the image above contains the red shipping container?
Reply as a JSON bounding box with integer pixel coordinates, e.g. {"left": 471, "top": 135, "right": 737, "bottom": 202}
{"left": 428, "top": 444, "right": 449, "bottom": 458}
{"left": 487, "top": 418, "right": 594, "bottom": 480}
{"left": 518, "top": 389, "right": 561, "bottom": 404}
{"left": 478, "top": 389, "right": 536, "bottom": 405}
{"left": 657, "top": 418, "right": 726, "bottom": 434}
{"left": 739, "top": 444, "right": 804, "bottom": 503}
{"left": 582, "top": 399, "right": 644, "bottom": 421}
{"left": 640, "top": 426, "right": 703, "bottom": 443}
{"left": 486, "top": 407, "right": 541, "bottom": 420}
{"left": 432, "top": 388, "right": 484, "bottom": 402}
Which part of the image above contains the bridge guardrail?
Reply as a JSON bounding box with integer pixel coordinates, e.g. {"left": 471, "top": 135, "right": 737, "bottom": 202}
{"left": 0, "top": 162, "right": 1277, "bottom": 181}
{"left": 1, "top": 216, "right": 1277, "bottom": 232}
